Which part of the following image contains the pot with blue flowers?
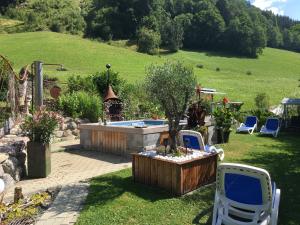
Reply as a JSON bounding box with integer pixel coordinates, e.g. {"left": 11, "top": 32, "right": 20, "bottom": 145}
{"left": 213, "top": 97, "right": 233, "bottom": 143}
{"left": 22, "top": 108, "right": 62, "bottom": 178}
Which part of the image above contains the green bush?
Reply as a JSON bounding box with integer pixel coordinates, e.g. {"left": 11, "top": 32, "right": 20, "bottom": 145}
{"left": 58, "top": 92, "right": 102, "bottom": 122}
{"left": 77, "top": 92, "right": 102, "bottom": 122}
{"left": 255, "top": 92, "right": 270, "bottom": 110}
{"left": 137, "top": 27, "right": 161, "bottom": 55}
{"left": 67, "top": 75, "right": 96, "bottom": 94}
{"left": 58, "top": 92, "right": 80, "bottom": 118}
{"left": 92, "top": 70, "right": 124, "bottom": 98}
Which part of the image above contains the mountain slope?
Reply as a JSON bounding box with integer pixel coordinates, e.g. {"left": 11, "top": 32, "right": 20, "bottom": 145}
{"left": 0, "top": 31, "right": 299, "bottom": 108}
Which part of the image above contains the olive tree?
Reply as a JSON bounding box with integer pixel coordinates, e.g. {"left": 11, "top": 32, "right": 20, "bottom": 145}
{"left": 145, "top": 61, "right": 196, "bottom": 151}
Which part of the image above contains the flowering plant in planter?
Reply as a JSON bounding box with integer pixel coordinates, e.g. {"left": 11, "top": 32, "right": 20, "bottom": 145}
{"left": 21, "top": 108, "right": 63, "bottom": 144}
{"left": 21, "top": 108, "right": 63, "bottom": 178}
{"left": 213, "top": 97, "right": 233, "bottom": 143}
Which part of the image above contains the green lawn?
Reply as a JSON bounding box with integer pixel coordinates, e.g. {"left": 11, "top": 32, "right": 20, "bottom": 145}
{"left": 1, "top": 32, "right": 300, "bottom": 109}
{"left": 76, "top": 132, "right": 300, "bottom": 225}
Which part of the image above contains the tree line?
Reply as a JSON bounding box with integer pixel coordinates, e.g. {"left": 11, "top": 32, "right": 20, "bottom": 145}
{"left": 1, "top": 0, "right": 300, "bottom": 57}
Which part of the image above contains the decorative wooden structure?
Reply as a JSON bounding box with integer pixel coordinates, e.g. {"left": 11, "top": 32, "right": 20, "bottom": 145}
{"left": 104, "top": 85, "right": 123, "bottom": 121}
{"left": 132, "top": 153, "right": 218, "bottom": 195}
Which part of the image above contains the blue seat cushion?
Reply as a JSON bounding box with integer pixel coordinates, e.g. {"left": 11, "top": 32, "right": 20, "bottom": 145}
{"left": 182, "top": 135, "right": 200, "bottom": 150}
{"left": 225, "top": 173, "right": 263, "bottom": 205}
{"left": 266, "top": 119, "right": 279, "bottom": 130}
{"left": 245, "top": 116, "right": 257, "bottom": 127}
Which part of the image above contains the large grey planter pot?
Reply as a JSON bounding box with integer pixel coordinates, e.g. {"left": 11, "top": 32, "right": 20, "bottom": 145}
{"left": 27, "top": 142, "right": 51, "bottom": 178}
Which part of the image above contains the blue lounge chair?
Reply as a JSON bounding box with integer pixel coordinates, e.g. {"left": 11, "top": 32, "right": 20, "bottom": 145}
{"left": 178, "top": 130, "right": 224, "bottom": 160}
{"left": 260, "top": 118, "right": 280, "bottom": 137}
{"left": 212, "top": 163, "right": 280, "bottom": 225}
{"left": 237, "top": 116, "right": 258, "bottom": 134}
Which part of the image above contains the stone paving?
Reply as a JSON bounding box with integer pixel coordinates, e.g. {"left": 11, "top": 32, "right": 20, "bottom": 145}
{"left": 35, "top": 182, "right": 89, "bottom": 225}
{"left": 5, "top": 140, "right": 131, "bottom": 200}
{"left": 3, "top": 140, "right": 132, "bottom": 224}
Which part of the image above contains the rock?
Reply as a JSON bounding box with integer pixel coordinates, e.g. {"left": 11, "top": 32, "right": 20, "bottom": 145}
{"left": 60, "top": 123, "right": 67, "bottom": 130}
{"left": 64, "top": 117, "right": 72, "bottom": 123}
{"left": 63, "top": 130, "right": 72, "bottom": 137}
{"left": 2, "top": 156, "right": 23, "bottom": 181}
{"left": 75, "top": 118, "right": 90, "bottom": 124}
{"left": 55, "top": 131, "right": 64, "bottom": 138}
{"left": 0, "top": 165, "right": 4, "bottom": 177}
{"left": 0, "top": 153, "right": 9, "bottom": 163}
{"left": 1, "top": 173, "right": 15, "bottom": 190}
{"left": 72, "top": 129, "right": 80, "bottom": 136}
{"left": 68, "top": 122, "right": 77, "bottom": 130}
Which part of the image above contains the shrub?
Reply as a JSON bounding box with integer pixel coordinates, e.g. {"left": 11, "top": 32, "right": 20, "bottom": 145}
{"left": 58, "top": 92, "right": 102, "bottom": 122}
{"left": 58, "top": 92, "right": 80, "bottom": 118}
{"left": 77, "top": 92, "right": 102, "bottom": 122}
{"left": 67, "top": 75, "right": 96, "bottom": 94}
{"left": 246, "top": 70, "right": 252, "bottom": 75}
{"left": 255, "top": 92, "right": 270, "bottom": 110}
{"left": 92, "top": 70, "right": 124, "bottom": 98}
{"left": 137, "top": 27, "right": 161, "bottom": 55}
{"left": 21, "top": 109, "right": 63, "bottom": 144}
{"left": 216, "top": 67, "right": 220, "bottom": 71}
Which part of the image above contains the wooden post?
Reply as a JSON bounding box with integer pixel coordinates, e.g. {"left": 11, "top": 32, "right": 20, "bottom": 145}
{"left": 14, "top": 187, "right": 24, "bottom": 203}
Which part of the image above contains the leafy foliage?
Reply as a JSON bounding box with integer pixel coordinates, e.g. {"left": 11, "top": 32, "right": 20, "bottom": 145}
{"left": 67, "top": 75, "right": 96, "bottom": 94}
{"left": 137, "top": 27, "right": 161, "bottom": 55}
{"left": 58, "top": 91, "right": 102, "bottom": 122}
{"left": 5, "top": 0, "right": 86, "bottom": 34}
{"left": 92, "top": 70, "right": 124, "bottom": 98}
{"left": 255, "top": 92, "right": 270, "bottom": 110}
{"left": 213, "top": 99, "right": 233, "bottom": 132}
{"left": 21, "top": 109, "right": 62, "bottom": 144}
{"left": 145, "top": 61, "right": 196, "bottom": 150}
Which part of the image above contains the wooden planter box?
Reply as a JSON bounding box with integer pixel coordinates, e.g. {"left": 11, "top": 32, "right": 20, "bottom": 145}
{"left": 132, "top": 153, "right": 218, "bottom": 196}
{"left": 27, "top": 142, "right": 51, "bottom": 178}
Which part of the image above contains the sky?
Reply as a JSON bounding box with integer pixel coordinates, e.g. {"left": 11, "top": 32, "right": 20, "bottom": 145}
{"left": 250, "top": 0, "right": 300, "bottom": 20}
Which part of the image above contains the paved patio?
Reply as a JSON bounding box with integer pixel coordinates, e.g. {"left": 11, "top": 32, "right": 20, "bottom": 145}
{"left": 3, "top": 140, "right": 132, "bottom": 224}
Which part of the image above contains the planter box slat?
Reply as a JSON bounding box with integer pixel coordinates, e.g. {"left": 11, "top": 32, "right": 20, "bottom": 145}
{"left": 132, "top": 153, "right": 217, "bottom": 195}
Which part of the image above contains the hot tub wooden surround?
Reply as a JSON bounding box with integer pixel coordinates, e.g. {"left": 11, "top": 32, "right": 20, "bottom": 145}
{"left": 79, "top": 123, "right": 169, "bottom": 156}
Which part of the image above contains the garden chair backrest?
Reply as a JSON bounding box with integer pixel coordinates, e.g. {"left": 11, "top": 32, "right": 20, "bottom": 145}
{"left": 216, "top": 163, "right": 273, "bottom": 210}
{"left": 265, "top": 118, "right": 279, "bottom": 131}
{"left": 179, "top": 130, "right": 205, "bottom": 151}
{"left": 245, "top": 116, "right": 257, "bottom": 127}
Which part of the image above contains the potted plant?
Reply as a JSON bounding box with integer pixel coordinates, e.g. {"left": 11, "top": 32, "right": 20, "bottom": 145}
{"left": 213, "top": 97, "right": 233, "bottom": 143}
{"left": 21, "top": 108, "right": 62, "bottom": 178}
{"left": 145, "top": 61, "right": 196, "bottom": 151}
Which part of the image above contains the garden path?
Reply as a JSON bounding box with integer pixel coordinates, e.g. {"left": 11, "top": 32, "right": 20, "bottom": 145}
{"left": 4, "top": 140, "right": 131, "bottom": 224}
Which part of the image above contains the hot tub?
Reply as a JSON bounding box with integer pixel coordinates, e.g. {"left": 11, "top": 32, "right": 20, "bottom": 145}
{"left": 79, "top": 120, "right": 172, "bottom": 157}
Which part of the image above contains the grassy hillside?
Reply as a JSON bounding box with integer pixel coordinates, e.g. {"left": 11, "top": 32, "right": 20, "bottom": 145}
{"left": 0, "top": 31, "right": 300, "bottom": 109}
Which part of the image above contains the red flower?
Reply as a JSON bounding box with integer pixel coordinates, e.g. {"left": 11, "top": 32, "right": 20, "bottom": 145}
{"left": 222, "top": 97, "right": 229, "bottom": 105}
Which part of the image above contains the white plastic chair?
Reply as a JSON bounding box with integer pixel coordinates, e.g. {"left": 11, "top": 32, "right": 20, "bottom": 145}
{"left": 178, "top": 130, "right": 224, "bottom": 161}
{"left": 260, "top": 118, "right": 280, "bottom": 137}
{"left": 212, "top": 163, "right": 280, "bottom": 225}
{"left": 237, "top": 116, "right": 258, "bottom": 134}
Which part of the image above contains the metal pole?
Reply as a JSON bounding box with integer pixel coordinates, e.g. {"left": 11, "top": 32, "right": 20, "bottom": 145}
{"left": 34, "top": 61, "right": 43, "bottom": 107}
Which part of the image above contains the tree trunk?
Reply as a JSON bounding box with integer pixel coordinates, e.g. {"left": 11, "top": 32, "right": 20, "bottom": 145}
{"left": 169, "top": 129, "right": 177, "bottom": 151}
